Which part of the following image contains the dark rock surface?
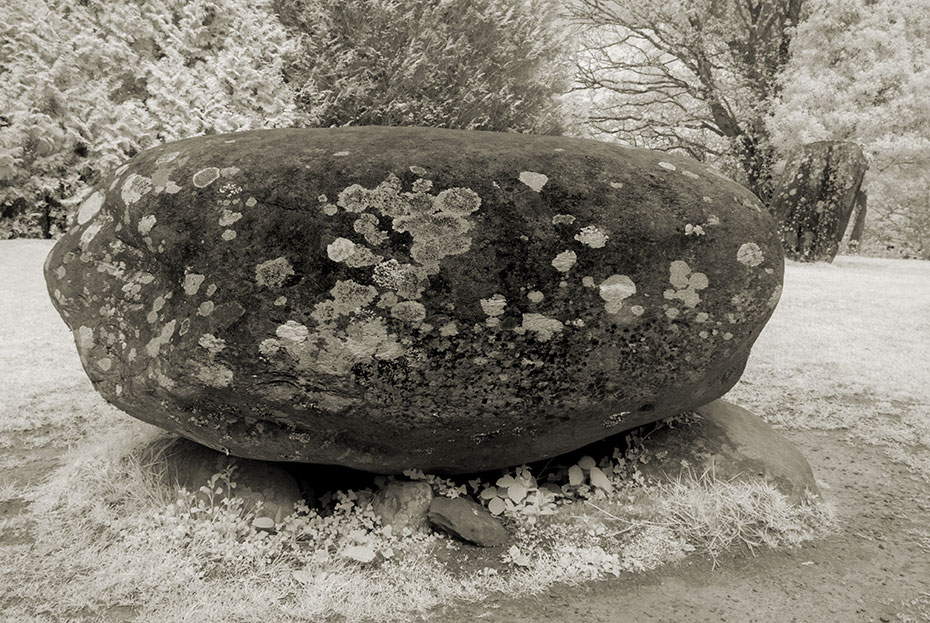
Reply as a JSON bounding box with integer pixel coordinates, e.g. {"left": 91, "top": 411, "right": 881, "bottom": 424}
{"left": 770, "top": 141, "right": 868, "bottom": 262}
{"left": 638, "top": 399, "right": 820, "bottom": 504}
{"left": 371, "top": 480, "right": 434, "bottom": 534}
{"left": 44, "top": 126, "right": 783, "bottom": 473}
{"left": 428, "top": 496, "right": 509, "bottom": 547}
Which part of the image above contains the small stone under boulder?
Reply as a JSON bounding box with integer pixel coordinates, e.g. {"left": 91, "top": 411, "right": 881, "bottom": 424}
{"left": 371, "top": 480, "right": 434, "bottom": 534}
{"left": 45, "top": 126, "right": 784, "bottom": 473}
{"left": 428, "top": 496, "right": 509, "bottom": 547}
{"left": 637, "top": 399, "right": 819, "bottom": 504}
{"left": 156, "top": 437, "right": 303, "bottom": 522}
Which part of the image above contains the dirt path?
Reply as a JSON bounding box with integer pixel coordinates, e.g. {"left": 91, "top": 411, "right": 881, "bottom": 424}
{"left": 428, "top": 430, "right": 930, "bottom": 623}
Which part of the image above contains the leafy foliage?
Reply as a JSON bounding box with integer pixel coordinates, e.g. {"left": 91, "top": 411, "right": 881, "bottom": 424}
{"left": 769, "top": 0, "right": 930, "bottom": 258}
{"left": 275, "top": 0, "right": 572, "bottom": 134}
{"left": 0, "top": 0, "right": 300, "bottom": 238}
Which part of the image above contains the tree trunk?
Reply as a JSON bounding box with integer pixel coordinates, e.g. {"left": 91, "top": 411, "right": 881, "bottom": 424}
{"left": 769, "top": 141, "right": 869, "bottom": 262}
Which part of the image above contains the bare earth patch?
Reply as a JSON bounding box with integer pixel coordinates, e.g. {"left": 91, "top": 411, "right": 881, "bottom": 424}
{"left": 2, "top": 241, "right": 929, "bottom": 622}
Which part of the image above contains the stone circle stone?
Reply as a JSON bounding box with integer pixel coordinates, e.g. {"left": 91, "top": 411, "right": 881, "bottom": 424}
{"left": 44, "top": 127, "right": 783, "bottom": 473}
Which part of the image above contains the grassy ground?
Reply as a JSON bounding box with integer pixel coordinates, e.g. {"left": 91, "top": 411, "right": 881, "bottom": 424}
{"left": 1, "top": 241, "right": 928, "bottom": 622}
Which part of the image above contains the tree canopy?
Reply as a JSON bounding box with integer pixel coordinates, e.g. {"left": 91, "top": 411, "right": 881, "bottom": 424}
{"left": 568, "top": 0, "right": 803, "bottom": 201}
{"left": 769, "top": 0, "right": 930, "bottom": 258}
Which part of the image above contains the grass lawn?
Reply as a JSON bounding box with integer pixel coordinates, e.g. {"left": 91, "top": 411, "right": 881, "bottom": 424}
{"left": 1, "top": 240, "right": 928, "bottom": 622}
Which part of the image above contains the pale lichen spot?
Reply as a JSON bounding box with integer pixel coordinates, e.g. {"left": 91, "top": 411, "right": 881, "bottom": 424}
{"left": 259, "top": 338, "right": 282, "bottom": 356}
{"left": 485, "top": 317, "right": 501, "bottom": 328}
{"left": 518, "top": 171, "right": 548, "bottom": 192}
{"left": 246, "top": 197, "right": 257, "bottom": 207}
{"left": 765, "top": 267, "right": 774, "bottom": 275}
{"left": 219, "top": 210, "right": 242, "bottom": 226}
{"left": 552, "top": 214, "right": 576, "bottom": 225}
{"left": 582, "top": 276, "right": 595, "bottom": 288}
{"left": 327, "top": 237, "right": 356, "bottom": 262}
{"left": 682, "top": 170, "right": 700, "bottom": 180}
{"left": 599, "top": 274, "right": 636, "bottom": 314}
{"left": 559, "top": 280, "right": 568, "bottom": 288}
{"left": 77, "top": 326, "right": 94, "bottom": 352}
{"left": 440, "top": 321, "right": 459, "bottom": 337}
{"left": 220, "top": 166, "right": 240, "bottom": 178}
{"left": 122, "top": 174, "right": 153, "bottom": 205}
{"left": 695, "top": 312, "right": 709, "bottom": 323}
{"left": 410, "top": 165, "right": 428, "bottom": 176}
{"left": 97, "top": 357, "right": 112, "bottom": 371}
{"left": 736, "top": 242, "right": 765, "bottom": 267}
{"left": 527, "top": 290, "right": 544, "bottom": 303}
{"left": 610, "top": 182, "right": 624, "bottom": 189}
{"left": 183, "top": 273, "right": 205, "bottom": 296}
{"left": 55, "top": 266, "right": 66, "bottom": 280}
{"left": 630, "top": 305, "right": 645, "bottom": 316}
{"left": 192, "top": 167, "right": 220, "bottom": 188}
{"left": 551, "top": 250, "right": 577, "bottom": 273}
{"left": 707, "top": 214, "right": 721, "bottom": 225}
{"left": 575, "top": 225, "right": 609, "bottom": 249}
{"left": 80, "top": 222, "right": 103, "bottom": 247}
{"left": 553, "top": 148, "right": 565, "bottom": 152}
{"left": 329, "top": 279, "right": 378, "bottom": 313}
{"left": 665, "top": 308, "right": 680, "bottom": 320}
{"left": 433, "top": 187, "right": 481, "bottom": 216}
{"left": 699, "top": 330, "right": 710, "bottom": 339}
{"left": 664, "top": 261, "right": 709, "bottom": 308}
{"left": 221, "top": 229, "right": 237, "bottom": 241}
{"left": 723, "top": 332, "right": 734, "bottom": 340}
{"left": 521, "top": 313, "right": 563, "bottom": 342}
{"left": 145, "top": 319, "right": 177, "bottom": 357}
{"left": 274, "top": 296, "right": 287, "bottom": 307}
{"left": 412, "top": 178, "right": 433, "bottom": 193}
{"left": 255, "top": 257, "right": 295, "bottom": 288}
{"left": 391, "top": 301, "right": 427, "bottom": 325}
{"left": 685, "top": 224, "right": 705, "bottom": 236}
{"left": 197, "top": 301, "right": 215, "bottom": 317}
{"left": 767, "top": 285, "right": 783, "bottom": 308}
{"left": 165, "top": 181, "right": 182, "bottom": 194}
{"left": 333, "top": 151, "right": 350, "bottom": 157}
{"left": 155, "top": 152, "right": 180, "bottom": 166}
{"left": 194, "top": 362, "right": 233, "bottom": 388}
{"left": 658, "top": 161, "right": 677, "bottom": 171}
{"left": 198, "top": 333, "right": 226, "bottom": 354}
{"left": 77, "top": 191, "right": 105, "bottom": 225}
{"left": 276, "top": 320, "right": 309, "bottom": 343}
{"left": 480, "top": 294, "right": 507, "bottom": 317}
{"left": 178, "top": 319, "right": 190, "bottom": 337}
{"left": 703, "top": 196, "right": 713, "bottom": 204}
{"left": 206, "top": 284, "right": 217, "bottom": 296}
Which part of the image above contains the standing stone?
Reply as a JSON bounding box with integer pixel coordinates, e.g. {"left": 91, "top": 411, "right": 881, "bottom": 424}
{"left": 846, "top": 189, "right": 868, "bottom": 253}
{"left": 44, "top": 126, "right": 783, "bottom": 473}
{"left": 770, "top": 141, "right": 868, "bottom": 262}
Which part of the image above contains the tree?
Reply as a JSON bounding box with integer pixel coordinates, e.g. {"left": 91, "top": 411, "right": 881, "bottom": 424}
{"left": 567, "top": 0, "right": 804, "bottom": 201}
{"left": 274, "top": 0, "right": 572, "bottom": 134}
{"left": 0, "top": 0, "right": 300, "bottom": 239}
{"left": 769, "top": 0, "right": 930, "bottom": 258}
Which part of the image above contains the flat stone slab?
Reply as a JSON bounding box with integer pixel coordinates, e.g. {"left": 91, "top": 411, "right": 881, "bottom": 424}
{"left": 44, "top": 127, "right": 783, "bottom": 473}
{"left": 639, "top": 399, "right": 820, "bottom": 503}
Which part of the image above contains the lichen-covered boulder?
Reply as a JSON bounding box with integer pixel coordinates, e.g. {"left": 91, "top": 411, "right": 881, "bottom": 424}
{"left": 44, "top": 127, "right": 783, "bottom": 473}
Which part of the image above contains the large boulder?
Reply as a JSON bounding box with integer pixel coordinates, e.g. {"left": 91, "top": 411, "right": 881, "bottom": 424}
{"left": 44, "top": 127, "right": 783, "bottom": 473}
{"left": 770, "top": 141, "right": 868, "bottom": 262}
